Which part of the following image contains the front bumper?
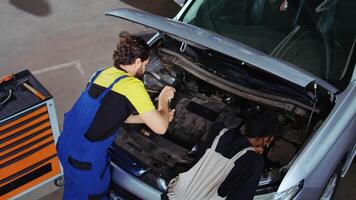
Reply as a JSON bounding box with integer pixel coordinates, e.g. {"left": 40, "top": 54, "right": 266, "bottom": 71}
{"left": 110, "top": 162, "right": 162, "bottom": 200}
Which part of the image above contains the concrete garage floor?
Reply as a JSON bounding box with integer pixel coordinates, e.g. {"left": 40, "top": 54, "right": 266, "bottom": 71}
{"left": 0, "top": 0, "right": 354, "bottom": 199}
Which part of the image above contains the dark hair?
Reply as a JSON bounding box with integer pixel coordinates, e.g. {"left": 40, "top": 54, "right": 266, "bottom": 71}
{"left": 242, "top": 112, "right": 277, "bottom": 138}
{"left": 113, "top": 31, "right": 150, "bottom": 68}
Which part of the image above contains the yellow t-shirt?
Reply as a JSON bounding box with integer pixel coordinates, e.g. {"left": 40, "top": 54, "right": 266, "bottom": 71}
{"left": 93, "top": 67, "right": 155, "bottom": 114}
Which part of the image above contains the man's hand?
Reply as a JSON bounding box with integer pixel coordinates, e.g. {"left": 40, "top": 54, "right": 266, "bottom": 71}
{"left": 158, "top": 86, "right": 176, "bottom": 123}
{"left": 169, "top": 109, "right": 175, "bottom": 122}
{"left": 159, "top": 86, "right": 176, "bottom": 102}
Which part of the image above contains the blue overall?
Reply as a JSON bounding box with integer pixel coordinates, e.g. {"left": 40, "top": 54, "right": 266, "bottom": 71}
{"left": 57, "top": 69, "right": 127, "bottom": 200}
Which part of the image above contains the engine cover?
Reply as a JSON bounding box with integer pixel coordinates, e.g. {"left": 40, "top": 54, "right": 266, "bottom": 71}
{"left": 164, "top": 96, "right": 225, "bottom": 149}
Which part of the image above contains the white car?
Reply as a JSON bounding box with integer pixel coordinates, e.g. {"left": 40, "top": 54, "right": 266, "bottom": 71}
{"left": 107, "top": 0, "right": 356, "bottom": 199}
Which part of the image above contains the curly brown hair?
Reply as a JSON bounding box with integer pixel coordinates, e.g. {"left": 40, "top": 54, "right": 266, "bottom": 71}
{"left": 113, "top": 31, "right": 150, "bottom": 68}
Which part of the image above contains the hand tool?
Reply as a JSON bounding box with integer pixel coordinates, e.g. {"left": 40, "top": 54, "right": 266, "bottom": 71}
{"left": 17, "top": 78, "right": 46, "bottom": 101}
{"left": 0, "top": 73, "right": 14, "bottom": 85}
{"left": 0, "top": 74, "right": 15, "bottom": 107}
{"left": 0, "top": 89, "right": 12, "bottom": 106}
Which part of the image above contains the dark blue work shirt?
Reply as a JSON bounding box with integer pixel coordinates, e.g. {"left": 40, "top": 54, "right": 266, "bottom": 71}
{"left": 207, "top": 123, "right": 264, "bottom": 200}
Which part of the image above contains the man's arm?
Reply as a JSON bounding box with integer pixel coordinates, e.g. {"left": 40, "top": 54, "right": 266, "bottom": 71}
{"left": 125, "top": 114, "right": 144, "bottom": 124}
{"left": 122, "top": 82, "right": 175, "bottom": 134}
{"left": 125, "top": 109, "right": 175, "bottom": 125}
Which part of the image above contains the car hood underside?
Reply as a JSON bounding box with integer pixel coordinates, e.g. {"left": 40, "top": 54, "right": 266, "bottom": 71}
{"left": 105, "top": 8, "right": 338, "bottom": 94}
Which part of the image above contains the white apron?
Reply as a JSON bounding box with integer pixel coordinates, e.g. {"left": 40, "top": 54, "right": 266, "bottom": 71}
{"left": 166, "top": 128, "right": 255, "bottom": 200}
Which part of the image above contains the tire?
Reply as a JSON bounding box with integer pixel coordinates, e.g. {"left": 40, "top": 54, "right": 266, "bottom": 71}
{"left": 319, "top": 163, "right": 342, "bottom": 200}
{"left": 54, "top": 176, "right": 65, "bottom": 187}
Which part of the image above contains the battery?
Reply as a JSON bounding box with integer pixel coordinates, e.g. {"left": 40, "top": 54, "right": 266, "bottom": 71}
{"left": 0, "top": 70, "right": 61, "bottom": 200}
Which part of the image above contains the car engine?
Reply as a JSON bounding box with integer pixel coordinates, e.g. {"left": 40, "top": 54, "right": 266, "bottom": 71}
{"left": 113, "top": 48, "right": 315, "bottom": 192}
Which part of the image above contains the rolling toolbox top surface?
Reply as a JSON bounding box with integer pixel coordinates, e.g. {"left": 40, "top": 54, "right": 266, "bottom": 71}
{"left": 0, "top": 70, "right": 52, "bottom": 121}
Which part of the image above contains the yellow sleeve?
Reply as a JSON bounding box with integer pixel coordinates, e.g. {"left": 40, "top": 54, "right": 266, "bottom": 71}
{"left": 118, "top": 79, "right": 156, "bottom": 114}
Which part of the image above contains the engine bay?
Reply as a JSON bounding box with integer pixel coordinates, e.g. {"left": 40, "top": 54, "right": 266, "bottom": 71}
{"left": 113, "top": 46, "right": 325, "bottom": 192}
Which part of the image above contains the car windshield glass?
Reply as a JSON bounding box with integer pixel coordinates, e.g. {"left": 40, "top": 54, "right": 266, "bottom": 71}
{"left": 182, "top": 0, "right": 356, "bottom": 88}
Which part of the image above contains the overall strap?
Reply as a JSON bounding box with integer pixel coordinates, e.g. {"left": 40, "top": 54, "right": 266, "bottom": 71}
{"left": 231, "top": 147, "right": 255, "bottom": 163}
{"left": 211, "top": 128, "right": 229, "bottom": 151}
{"left": 86, "top": 68, "right": 106, "bottom": 92}
{"left": 97, "top": 75, "right": 129, "bottom": 102}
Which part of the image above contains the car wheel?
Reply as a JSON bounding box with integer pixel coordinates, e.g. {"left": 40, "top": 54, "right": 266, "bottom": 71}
{"left": 319, "top": 164, "right": 342, "bottom": 200}
{"left": 54, "top": 176, "right": 64, "bottom": 187}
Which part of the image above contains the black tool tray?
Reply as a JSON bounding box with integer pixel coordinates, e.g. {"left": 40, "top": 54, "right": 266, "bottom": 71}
{"left": 0, "top": 70, "right": 52, "bottom": 121}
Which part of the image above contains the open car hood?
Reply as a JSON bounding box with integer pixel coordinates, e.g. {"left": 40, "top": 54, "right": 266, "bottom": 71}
{"left": 105, "top": 8, "right": 338, "bottom": 94}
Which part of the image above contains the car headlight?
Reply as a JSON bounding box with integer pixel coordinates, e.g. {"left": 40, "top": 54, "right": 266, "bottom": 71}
{"left": 157, "top": 177, "right": 168, "bottom": 191}
{"left": 254, "top": 181, "right": 304, "bottom": 200}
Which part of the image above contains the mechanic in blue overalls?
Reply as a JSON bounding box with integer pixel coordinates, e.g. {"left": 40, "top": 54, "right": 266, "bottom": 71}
{"left": 57, "top": 32, "right": 176, "bottom": 200}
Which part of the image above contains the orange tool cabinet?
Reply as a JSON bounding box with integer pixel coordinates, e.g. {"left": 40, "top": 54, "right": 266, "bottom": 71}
{"left": 0, "top": 70, "right": 62, "bottom": 200}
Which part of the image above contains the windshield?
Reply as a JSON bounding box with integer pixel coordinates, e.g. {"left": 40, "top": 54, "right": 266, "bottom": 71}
{"left": 182, "top": 0, "right": 356, "bottom": 88}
